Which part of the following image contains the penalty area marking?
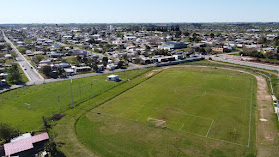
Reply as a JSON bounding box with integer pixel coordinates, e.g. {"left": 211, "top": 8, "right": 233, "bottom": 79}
{"left": 90, "top": 111, "right": 248, "bottom": 148}
{"left": 206, "top": 120, "right": 214, "bottom": 137}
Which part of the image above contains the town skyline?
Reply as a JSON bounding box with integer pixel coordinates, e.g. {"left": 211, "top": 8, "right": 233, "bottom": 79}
{"left": 1, "top": 0, "right": 279, "bottom": 24}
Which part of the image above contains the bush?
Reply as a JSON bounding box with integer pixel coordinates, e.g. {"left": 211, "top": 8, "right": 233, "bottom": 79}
{"left": 0, "top": 123, "right": 19, "bottom": 142}
{"left": 51, "top": 114, "right": 65, "bottom": 121}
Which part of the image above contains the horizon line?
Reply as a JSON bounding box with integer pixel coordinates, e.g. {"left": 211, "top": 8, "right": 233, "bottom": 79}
{"left": 1, "top": 22, "right": 279, "bottom": 25}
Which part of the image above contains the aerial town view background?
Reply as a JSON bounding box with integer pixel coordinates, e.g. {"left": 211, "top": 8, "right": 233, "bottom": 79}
{"left": 0, "top": 0, "right": 279, "bottom": 157}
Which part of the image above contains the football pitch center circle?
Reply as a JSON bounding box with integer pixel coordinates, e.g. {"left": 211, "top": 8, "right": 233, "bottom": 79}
{"left": 173, "top": 86, "right": 207, "bottom": 96}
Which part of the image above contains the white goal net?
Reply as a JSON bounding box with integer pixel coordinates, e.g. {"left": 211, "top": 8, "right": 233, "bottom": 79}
{"left": 147, "top": 118, "right": 166, "bottom": 128}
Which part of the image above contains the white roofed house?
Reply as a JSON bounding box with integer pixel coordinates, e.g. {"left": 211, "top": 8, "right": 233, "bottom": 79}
{"left": 124, "top": 36, "right": 137, "bottom": 41}
{"left": 72, "top": 66, "right": 92, "bottom": 73}
{"left": 16, "top": 41, "right": 25, "bottom": 47}
{"left": 158, "top": 41, "right": 187, "bottom": 51}
{"left": 107, "top": 75, "right": 119, "bottom": 82}
{"left": 64, "top": 68, "right": 75, "bottom": 76}
{"left": 62, "top": 35, "right": 72, "bottom": 40}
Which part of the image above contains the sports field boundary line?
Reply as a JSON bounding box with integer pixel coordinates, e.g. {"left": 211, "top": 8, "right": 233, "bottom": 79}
{"left": 179, "top": 123, "right": 184, "bottom": 131}
{"left": 89, "top": 111, "right": 248, "bottom": 148}
{"left": 206, "top": 120, "right": 214, "bottom": 137}
{"left": 205, "top": 93, "right": 251, "bottom": 100}
{"left": 247, "top": 78, "right": 254, "bottom": 148}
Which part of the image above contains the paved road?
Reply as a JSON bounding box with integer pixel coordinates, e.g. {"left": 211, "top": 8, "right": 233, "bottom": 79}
{"left": 2, "top": 30, "right": 44, "bottom": 83}
{"left": 210, "top": 54, "right": 279, "bottom": 71}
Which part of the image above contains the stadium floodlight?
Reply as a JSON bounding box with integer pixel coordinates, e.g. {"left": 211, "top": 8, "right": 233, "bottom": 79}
{"left": 147, "top": 118, "right": 166, "bottom": 128}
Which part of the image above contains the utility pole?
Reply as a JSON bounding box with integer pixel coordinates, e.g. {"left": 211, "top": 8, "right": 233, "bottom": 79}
{"left": 91, "top": 83, "right": 93, "bottom": 98}
{"left": 71, "top": 79, "right": 74, "bottom": 107}
{"left": 79, "top": 82, "right": 82, "bottom": 103}
{"left": 58, "top": 96, "right": 61, "bottom": 113}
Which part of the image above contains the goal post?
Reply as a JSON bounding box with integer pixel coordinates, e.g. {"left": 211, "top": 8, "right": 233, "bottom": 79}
{"left": 147, "top": 118, "right": 166, "bottom": 128}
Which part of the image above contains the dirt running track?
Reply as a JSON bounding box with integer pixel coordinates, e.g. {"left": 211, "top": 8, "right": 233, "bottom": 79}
{"left": 206, "top": 61, "right": 279, "bottom": 156}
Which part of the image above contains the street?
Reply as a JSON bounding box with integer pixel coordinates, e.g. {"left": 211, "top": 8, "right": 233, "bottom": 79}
{"left": 2, "top": 30, "right": 44, "bottom": 83}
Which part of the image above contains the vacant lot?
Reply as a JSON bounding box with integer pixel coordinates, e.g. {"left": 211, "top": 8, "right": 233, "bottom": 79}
{"left": 76, "top": 67, "right": 257, "bottom": 157}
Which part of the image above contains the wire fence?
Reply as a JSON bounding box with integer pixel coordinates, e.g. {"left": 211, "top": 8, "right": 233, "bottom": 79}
{"left": 0, "top": 67, "right": 152, "bottom": 116}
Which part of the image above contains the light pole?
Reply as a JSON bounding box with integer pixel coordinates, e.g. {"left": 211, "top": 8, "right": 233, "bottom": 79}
{"left": 71, "top": 79, "right": 74, "bottom": 107}
{"left": 79, "top": 82, "right": 81, "bottom": 103}
{"left": 91, "top": 83, "right": 93, "bottom": 98}
{"left": 58, "top": 96, "right": 61, "bottom": 113}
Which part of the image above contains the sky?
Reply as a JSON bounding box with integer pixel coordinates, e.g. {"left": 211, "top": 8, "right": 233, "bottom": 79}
{"left": 0, "top": 0, "right": 278, "bottom": 24}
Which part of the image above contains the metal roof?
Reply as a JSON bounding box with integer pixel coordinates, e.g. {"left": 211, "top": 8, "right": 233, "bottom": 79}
{"left": 4, "top": 132, "right": 49, "bottom": 156}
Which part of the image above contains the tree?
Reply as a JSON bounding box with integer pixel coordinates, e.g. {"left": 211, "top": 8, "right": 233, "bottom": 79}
{"left": 264, "top": 51, "right": 276, "bottom": 59}
{"left": 68, "top": 56, "right": 79, "bottom": 65}
{"left": 0, "top": 123, "right": 19, "bottom": 142}
{"left": 200, "top": 48, "right": 206, "bottom": 55}
{"left": 76, "top": 55, "right": 82, "bottom": 62}
{"left": 33, "top": 55, "right": 45, "bottom": 64}
{"left": 145, "top": 45, "right": 151, "bottom": 51}
{"left": 4, "top": 43, "right": 12, "bottom": 51}
{"left": 121, "top": 53, "right": 128, "bottom": 62}
{"left": 93, "top": 48, "right": 99, "bottom": 53}
{"left": 6, "top": 64, "right": 22, "bottom": 84}
{"left": 258, "top": 37, "right": 267, "bottom": 44}
{"left": 240, "top": 48, "right": 264, "bottom": 58}
{"left": 137, "top": 50, "right": 141, "bottom": 55}
{"left": 45, "top": 140, "right": 66, "bottom": 157}
{"left": 117, "top": 60, "right": 124, "bottom": 69}
{"left": 183, "top": 32, "right": 190, "bottom": 36}
{"left": 102, "top": 57, "right": 108, "bottom": 66}
{"left": 273, "top": 37, "right": 279, "bottom": 47}
{"left": 210, "top": 33, "right": 215, "bottom": 38}
{"left": 11, "top": 51, "right": 18, "bottom": 60}
{"left": 18, "top": 48, "right": 26, "bottom": 54}
{"left": 42, "top": 116, "right": 51, "bottom": 131}
{"left": 205, "top": 47, "right": 212, "bottom": 54}
{"left": 41, "top": 65, "right": 52, "bottom": 77}
{"left": 92, "top": 63, "right": 98, "bottom": 72}
{"left": 88, "top": 38, "right": 95, "bottom": 44}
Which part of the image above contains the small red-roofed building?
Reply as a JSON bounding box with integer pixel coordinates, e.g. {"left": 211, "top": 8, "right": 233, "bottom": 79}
{"left": 3, "top": 132, "right": 49, "bottom": 157}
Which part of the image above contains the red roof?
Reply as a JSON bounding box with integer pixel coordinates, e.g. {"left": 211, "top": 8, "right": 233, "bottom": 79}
{"left": 4, "top": 132, "right": 49, "bottom": 156}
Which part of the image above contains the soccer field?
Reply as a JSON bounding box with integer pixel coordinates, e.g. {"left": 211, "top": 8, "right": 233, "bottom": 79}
{"left": 76, "top": 67, "right": 257, "bottom": 157}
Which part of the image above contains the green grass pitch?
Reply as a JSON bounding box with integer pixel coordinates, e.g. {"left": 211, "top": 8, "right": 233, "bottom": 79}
{"left": 76, "top": 67, "right": 257, "bottom": 157}
{"left": 0, "top": 68, "right": 150, "bottom": 132}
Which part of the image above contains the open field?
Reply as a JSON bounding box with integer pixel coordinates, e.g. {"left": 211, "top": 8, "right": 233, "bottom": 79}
{"left": 76, "top": 67, "right": 257, "bottom": 157}
{"left": 0, "top": 68, "right": 151, "bottom": 132}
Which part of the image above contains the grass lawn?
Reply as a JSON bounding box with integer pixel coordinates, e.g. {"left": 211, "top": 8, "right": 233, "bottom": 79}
{"left": 0, "top": 68, "right": 151, "bottom": 132}
{"left": 76, "top": 67, "right": 257, "bottom": 157}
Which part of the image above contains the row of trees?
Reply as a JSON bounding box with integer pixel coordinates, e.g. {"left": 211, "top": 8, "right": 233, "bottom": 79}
{"left": 240, "top": 48, "right": 279, "bottom": 60}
